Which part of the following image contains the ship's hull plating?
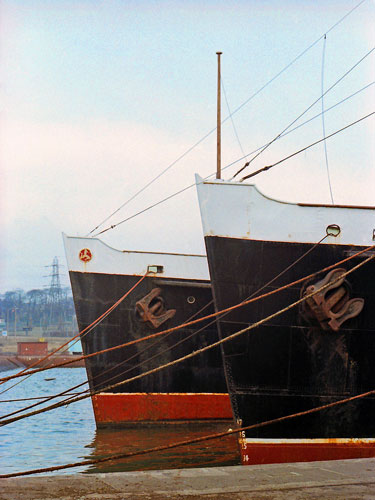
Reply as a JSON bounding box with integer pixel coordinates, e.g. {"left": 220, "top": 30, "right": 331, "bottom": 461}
{"left": 69, "top": 270, "right": 231, "bottom": 426}
{"left": 205, "top": 235, "right": 375, "bottom": 464}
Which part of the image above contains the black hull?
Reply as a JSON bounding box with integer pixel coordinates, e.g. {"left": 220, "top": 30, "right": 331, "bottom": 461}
{"left": 69, "top": 271, "right": 227, "bottom": 395}
{"left": 205, "top": 236, "right": 375, "bottom": 439}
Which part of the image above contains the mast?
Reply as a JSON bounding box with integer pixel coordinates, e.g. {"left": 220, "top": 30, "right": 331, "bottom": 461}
{"left": 216, "top": 51, "right": 222, "bottom": 179}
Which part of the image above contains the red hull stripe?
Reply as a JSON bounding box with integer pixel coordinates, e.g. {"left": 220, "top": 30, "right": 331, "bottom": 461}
{"left": 92, "top": 393, "right": 232, "bottom": 424}
{"left": 240, "top": 439, "right": 375, "bottom": 465}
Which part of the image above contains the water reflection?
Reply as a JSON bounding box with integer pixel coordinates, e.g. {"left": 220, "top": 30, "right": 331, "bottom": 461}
{"left": 0, "top": 368, "right": 239, "bottom": 476}
{"left": 85, "top": 423, "right": 240, "bottom": 473}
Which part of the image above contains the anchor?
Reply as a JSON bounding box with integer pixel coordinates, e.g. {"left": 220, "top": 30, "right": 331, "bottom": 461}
{"left": 136, "top": 288, "right": 176, "bottom": 329}
{"left": 302, "top": 268, "right": 364, "bottom": 331}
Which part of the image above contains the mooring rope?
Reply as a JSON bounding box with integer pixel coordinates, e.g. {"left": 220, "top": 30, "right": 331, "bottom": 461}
{"left": 1, "top": 244, "right": 374, "bottom": 386}
{"left": 0, "top": 233, "right": 328, "bottom": 417}
{"left": 0, "top": 299, "right": 216, "bottom": 420}
{"left": 60, "top": 234, "right": 331, "bottom": 400}
{"left": 1, "top": 250, "right": 373, "bottom": 427}
{"left": 0, "top": 271, "right": 150, "bottom": 394}
{"left": 0, "top": 393, "right": 85, "bottom": 403}
{"left": 1, "top": 383, "right": 375, "bottom": 478}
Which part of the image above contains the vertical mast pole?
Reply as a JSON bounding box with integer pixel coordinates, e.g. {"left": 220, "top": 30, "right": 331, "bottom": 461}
{"left": 216, "top": 51, "right": 222, "bottom": 179}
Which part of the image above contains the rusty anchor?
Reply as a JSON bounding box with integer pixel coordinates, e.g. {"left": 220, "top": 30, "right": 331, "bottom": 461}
{"left": 136, "top": 288, "right": 176, "bottom": 329}
{"left": 305, "top": 268, "right": 347, "bottom": 307}
{"left": 302, "top": 268, "right": 364, "bottom": 332}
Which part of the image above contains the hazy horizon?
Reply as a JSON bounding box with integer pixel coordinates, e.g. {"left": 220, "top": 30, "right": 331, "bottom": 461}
{"left": 1, "top": 0, "right": 374, "bottom": 292}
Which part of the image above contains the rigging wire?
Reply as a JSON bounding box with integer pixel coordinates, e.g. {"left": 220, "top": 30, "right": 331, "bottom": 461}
{"left": 87, "top": 0, "right": 368, "bottom": 235}
{"left": 232, "top": 46, "right": 375, "bottom": 180}
{"left": 86, "top": 127, "right": 216, "bottom": 236}
{"left": 225, "top": 0, "right": 369, "bottom": 123}
{"left": 92, "top": 80, "right": 374, "bottom": 237}
{"left": 1, "top": 245, "right": 374, "bottom": 426}
{"left": 322, "top": 34, "right": 335, "bottom": 204}
{"left": 240, "top": 111, "right": 374, "bottom": 181}
{"left": 274, "top": 82, "right": 374, "bottom": 142}
{"left": 221, "top": 77, "right": 248, "bottom": 161}
{"left": 94, "top": 183, "right": 195, "bottom": 236}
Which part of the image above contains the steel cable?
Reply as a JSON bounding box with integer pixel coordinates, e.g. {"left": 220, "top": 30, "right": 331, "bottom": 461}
{"left": 241, "top": 111, "right": 374, "bottom": 181}
{"left": 93, "top": 81, "right": 374, "bottom": 237}
{"left": 232, "top": 46, "right": 374, "bottom": 180}
{"left": 1, "top": 248, "right": 373, "bottom": 426}
{"left": 88, "top": 0, "right": 369, "bottom": 235}
{"left": 321, "top": 34, "right": 335, "bottom": 204}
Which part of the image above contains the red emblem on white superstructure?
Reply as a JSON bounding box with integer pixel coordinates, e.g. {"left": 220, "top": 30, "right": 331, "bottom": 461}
{"left": 79, "top": 248, "right": 92, "bottom": 262}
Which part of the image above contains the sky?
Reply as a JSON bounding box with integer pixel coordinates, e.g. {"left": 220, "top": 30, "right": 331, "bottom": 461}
{"left": 1, "top": 0, "right": 374, "bottom": 293}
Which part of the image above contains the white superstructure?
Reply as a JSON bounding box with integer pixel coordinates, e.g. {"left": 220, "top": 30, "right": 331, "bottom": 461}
{"left": 62, "top": 233, "right": 210, "bottom": 281}
{"left": 195, "top": 175, "right": 375, "bottom": 246}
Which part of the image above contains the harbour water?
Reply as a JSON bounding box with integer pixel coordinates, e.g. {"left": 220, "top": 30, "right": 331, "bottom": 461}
{"left": 0, "top": 368, "right": 239, "bottom": 476}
